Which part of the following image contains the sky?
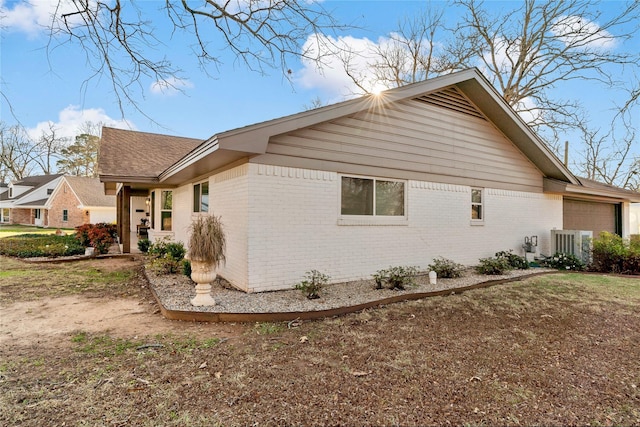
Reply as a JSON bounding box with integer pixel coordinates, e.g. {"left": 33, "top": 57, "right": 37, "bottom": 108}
{"left": 0, "top": 0, "right": 638, "bottom": 169}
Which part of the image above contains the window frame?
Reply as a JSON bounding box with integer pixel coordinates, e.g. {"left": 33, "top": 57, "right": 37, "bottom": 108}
{"left": 193, "top": 180, "right": 209, "bottom": 213}
{"left": 62, "top": 209, "right": 68, "bottom": 222}
{"left": 471, "top": 187, "right": 484, "bottom": 224}
{"left": 160, "top": 190, "right": 172, "bottom": 231}
{"left": 338, "top": 174, "right": 408, "bottom": 225}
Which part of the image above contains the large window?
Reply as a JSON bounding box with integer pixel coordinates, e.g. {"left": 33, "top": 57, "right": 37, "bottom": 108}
{"left": 471, "top": 188, "right": 483, "bottom": 220}
{"left": 341, "top": 176, "right": 405, "bottom": 216}
{"left": 161, "top": 191, "right": 172, "bottom": 231}
{"left": 193, "top": 181, "right": 209, "bottom": 213}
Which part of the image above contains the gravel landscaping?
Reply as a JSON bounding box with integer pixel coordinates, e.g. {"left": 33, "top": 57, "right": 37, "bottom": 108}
{"left": 146, "top": 266, "right": 556, "bottom": 313}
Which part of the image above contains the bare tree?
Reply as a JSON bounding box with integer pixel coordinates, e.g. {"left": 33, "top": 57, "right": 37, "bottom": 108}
{"left": 340, "top": 6, "right": 453, "bottom": 95}
{"left": 0, "top": 123, "right": 35, "bottom": 182}
{"left": 453, "top": 0, "right": 640, "bottom": 140}
{"left": 48, "top": 0, "right": 344, "bottom": 117}
{"left": 32, "top": 123, "right": 67, "bottom": 175}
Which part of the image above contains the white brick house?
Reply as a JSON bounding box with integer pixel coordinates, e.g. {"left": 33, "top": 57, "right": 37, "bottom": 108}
{"left": 99, "top": 68, "right": 640, "bottom": 293}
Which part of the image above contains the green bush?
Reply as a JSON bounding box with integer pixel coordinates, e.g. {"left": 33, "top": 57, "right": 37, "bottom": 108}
{"left": 148, "top": 238, "right": 186, "bottom": 261}
{"left": 182, "top": 259, "right": 192, "bottom": 277}
{"left": 137, "top": 238, "right": 151, "bottom": 253}
{"left": 476, "top": 257, "right": 512, "bottom": 275}
{"left": 295, "top": 270, "right": 330, "bottom": 299}
{"left": 590, "top": 232, "right": 639, "bottom": 274}
{"left": 149, "top": 255, "right": 183, "bottom": 275}
{"left": 495, "top": 250, "right": 530, "bottom": 270}
{"left": 544, "top": 252, "right": 585, "bottom": 271}
{"left": 428, "top": 257, "right": 464, "bottom": 278}
{"left": 373, "top": 266, "right": 419, "bottom": 290}
{"left": 0, "top": 234, "right": 84, "bottom": 258}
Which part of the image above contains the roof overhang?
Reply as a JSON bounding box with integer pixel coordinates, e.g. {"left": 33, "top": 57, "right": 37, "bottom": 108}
{"left": 544, "top": 178, "right": 640, "bottom": 203}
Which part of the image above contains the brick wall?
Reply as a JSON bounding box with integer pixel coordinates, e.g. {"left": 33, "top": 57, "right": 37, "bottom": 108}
{"left": 47, "top": 181, "right": 89, "bottom": 229}
{"left": 244, "top": 164, "right": 563, "bottom": 292}
{"left": 170, "top": 165, "right": 250, "bottom": 291}
{"left": 10, "top": 208, "right": 33, "bottom": 225}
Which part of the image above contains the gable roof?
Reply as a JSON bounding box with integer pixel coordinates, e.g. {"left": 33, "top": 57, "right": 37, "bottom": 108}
{"left": 157, "top": 68, "right": 578, "bottom": 186}
{"left": 2, "top": 174, "right": 63, "bottom": 205}
{"left": 60, "top": 176, "right": 116, "bottom": 208}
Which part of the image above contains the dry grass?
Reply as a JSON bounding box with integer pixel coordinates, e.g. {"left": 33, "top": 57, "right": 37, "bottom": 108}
{"left": 0, "top": 259, "right": 639, "bottom": 426}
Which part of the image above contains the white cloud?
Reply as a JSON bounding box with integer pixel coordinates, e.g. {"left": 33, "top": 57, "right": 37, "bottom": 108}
{"left": 150, "top": 77, "right": 194, "bottom": 96}
{"left": 551, "top": 15, "right": 617, "bottom": 50}
{"left": 297, "top": 33, "right": 396, "bottom": 101}
{"left": 27, "top": 105, "right": 134, "bottom": 141}
{"left": 0, "top": 0, "right": 87, "bottom": 37}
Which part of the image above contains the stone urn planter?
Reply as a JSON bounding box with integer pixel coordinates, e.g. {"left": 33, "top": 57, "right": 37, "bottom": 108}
{"left": 187, "top": 215, "right": 226, "bottom": 307}
{"left": 189, "top": 259, "right": 218, "bottom": 306}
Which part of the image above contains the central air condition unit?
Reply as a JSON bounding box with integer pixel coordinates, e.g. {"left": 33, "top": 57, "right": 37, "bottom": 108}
{"left": 550, "top": 230, "right": 593, "bottom": 264}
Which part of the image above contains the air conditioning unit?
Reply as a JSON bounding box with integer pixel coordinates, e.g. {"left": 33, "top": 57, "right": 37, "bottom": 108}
{"left": 551, "top": 229, "right": 593, "bottom": 264}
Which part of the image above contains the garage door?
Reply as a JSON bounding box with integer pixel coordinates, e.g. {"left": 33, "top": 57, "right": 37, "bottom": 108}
{"left": 563, "top": 199, "right": 621, "bottom": 236}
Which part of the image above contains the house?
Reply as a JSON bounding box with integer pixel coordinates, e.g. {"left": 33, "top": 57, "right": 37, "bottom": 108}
{"left": 0, "top": 174, "right": 115, "bottom": 228}
{"left": 631, "top": 203, "right": 640, "bottom": 235}
{"left": 99, "top": 68, "right": 640, "bottom": 293}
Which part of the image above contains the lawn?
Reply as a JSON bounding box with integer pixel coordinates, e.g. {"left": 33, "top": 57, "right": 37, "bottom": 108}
{"left": 0, "top": 257, "right": 639, "bottom": 426}
{"left": 0, "top": 224, "right": 75, "bottom": 238}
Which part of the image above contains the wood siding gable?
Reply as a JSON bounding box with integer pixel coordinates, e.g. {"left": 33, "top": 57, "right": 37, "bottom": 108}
{"left": 260, "top": 87, "right": 544, "bottom": 193}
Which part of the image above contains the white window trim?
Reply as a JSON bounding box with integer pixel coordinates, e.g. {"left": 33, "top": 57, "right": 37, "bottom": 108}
{"left": 470, "top": 187, "right": 484, "bottom": 225}
{"left": 338, "top": 174, "right": 408, "bottom": 226}
{"left": 192, "top": 180, "right": 210, "bottom": 214}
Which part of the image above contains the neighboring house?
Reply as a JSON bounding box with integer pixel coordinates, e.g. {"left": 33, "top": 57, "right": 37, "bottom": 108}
{"left": 0, "top": 183, "right": 8, "bottom": 223}
{"left": 631, "top": 203, "right": 640, "bottom": 236}
{"left": 0, "top": 174, "right": 115, "bottom": 228}
{"left": 99, "top": 68, "right": 640, "bottom": 293}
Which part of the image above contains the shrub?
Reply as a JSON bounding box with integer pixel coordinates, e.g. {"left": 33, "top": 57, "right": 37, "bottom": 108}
{"left": 372, "top": 266, "right": 419, "bottom": 290}
{"left": 74, "top": 223, "right": 118, "bottom": 255}
{"left": 0, "top": 234, "right": 84, "bottom": 258}
{"left": 590, "top": 232, "right": 640, "bottom": 275}
{"left": 428, "top": 257, "right": 464, "bottom": 278}
{"left": 495, "top": 250, "right": 530, "bottom": 270}
{"left": 590, "top": 232, "right": 627, "bottom": 273}
{"left": 149, "top": 255, "right": 183, "bottom": 275}
{"left": 544, "top": 252, "right": 584, "bottom": 271}
{"left": 137, "top": 238, "right": 151, "bottom": 253}
{"left": 295, "top": 270, "right": 330, "bottom": 299}
{"left": 182, "top": 259, "right": 192, "bottom": 277}
{"left": 476, "top": 257, "right": 512, "bottom": 275}
{"left": 148, "top": 238, "right": 186, "bottom": 261}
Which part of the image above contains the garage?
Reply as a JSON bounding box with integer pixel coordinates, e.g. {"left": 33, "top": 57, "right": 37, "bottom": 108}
{"left": 563, "top": 198, "right": 622, "bottom": 237}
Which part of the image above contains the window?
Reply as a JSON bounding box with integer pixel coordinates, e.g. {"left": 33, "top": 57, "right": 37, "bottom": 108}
{"left": 341, "top": 176, "right": 405, "bottom": 216}
{"left": 62, "top": 209, "right": 68, "bottom": 222}
{"left": 47, "top": 189, "right": 53, "bottom": 195}
{"left": 150, "top": 192, "right": 156, "bottom": 228}
{"left": 161, "top": 190, "right": 172, "bottom": 231}
{"left": 34, "top": 209, "right": 41, "bottom": 219}
{"left": 193, "top": 181, "right": 209, "bottom": 213}
{"left": 471, "top": 188, "right": 483, "bottom": 220}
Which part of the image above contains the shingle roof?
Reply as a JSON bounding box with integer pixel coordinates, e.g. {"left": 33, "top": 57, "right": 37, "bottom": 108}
{"left": 99, "top": 127, "right": 202, "bottom": 179}
{"left": 6, "top": 174, "right": 63, "bottom": 202}
{"left": 65, "top": 176, "right": 116, "bottom": 207}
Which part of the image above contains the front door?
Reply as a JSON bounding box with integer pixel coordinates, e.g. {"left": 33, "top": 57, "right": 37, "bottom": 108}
{"left": 34, "top": 209, "right": 43, "bottom": 226}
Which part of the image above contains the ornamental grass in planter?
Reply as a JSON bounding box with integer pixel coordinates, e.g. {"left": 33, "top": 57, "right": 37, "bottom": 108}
{"left": 187, "top": 215, "right": 226, "bottom": 306}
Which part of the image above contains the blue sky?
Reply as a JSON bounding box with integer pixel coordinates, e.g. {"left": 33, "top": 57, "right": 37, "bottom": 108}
{"left": 1, "top": 0, "right": 637, "bottom": 167}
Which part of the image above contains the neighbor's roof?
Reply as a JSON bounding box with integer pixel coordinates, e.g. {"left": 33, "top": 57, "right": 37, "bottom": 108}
{"left": 64, "top": 176, "right": 116, "bottom": 207}
{"left": 99, "top": 127, "right": 202, "bottom": 183}
{"left": 5, "top": 174, "right": 63, "bottom": 203}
